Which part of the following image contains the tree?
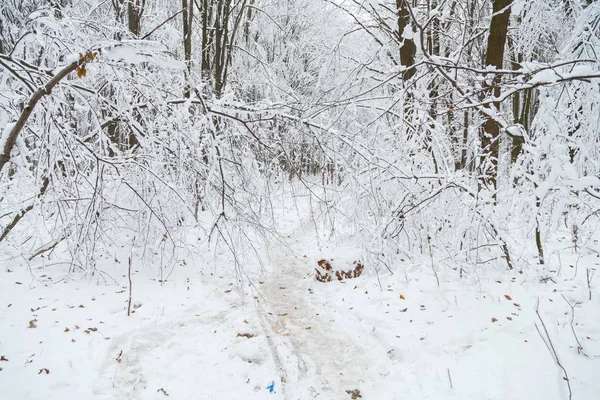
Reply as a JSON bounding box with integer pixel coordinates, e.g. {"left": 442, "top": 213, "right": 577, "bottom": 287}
{"left": 128, "top": 0, "right": 146, "bottom": 37}
{"left": 480, "top": 0, "right": 512, "bottom": 193}
{"left": 396, "top": 0, "right": 416, "bottom": 81}
{"left": 183, "top": 0, "right": 193, "bottom": 98}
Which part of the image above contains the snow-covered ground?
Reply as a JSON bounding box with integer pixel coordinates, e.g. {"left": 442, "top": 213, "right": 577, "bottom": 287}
{"left": 1, "top": 202, "right": 599, "bottom": 399}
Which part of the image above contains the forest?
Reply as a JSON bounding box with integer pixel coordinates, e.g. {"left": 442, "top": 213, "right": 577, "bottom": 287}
{"left": 0, "top": 1, "right": 599, "bottom": 399}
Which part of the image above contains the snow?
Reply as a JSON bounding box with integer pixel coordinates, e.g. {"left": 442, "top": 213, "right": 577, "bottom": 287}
{"left": 102, "top": 42, "right": 186, "bottom": 70}
{"left": 2, "top": 197, "right": 599, "bottom": 399}
{"left": 2, "top": 1, "right": 600, "bottom": 399}
{"left": 0, "top": 122, "right": 16, "bottom": 152}
{"left": 505, "top": 124, "right": 525, "bottom": 138}
{"left": 528, "top": 64, "right": 598, "bottom": 85}
{"left": 529, "top": 69, "right": 562, "bottom": 84}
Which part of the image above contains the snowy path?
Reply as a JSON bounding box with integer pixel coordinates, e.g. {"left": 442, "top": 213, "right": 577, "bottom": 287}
{"left": 3, "top": 217, "right": 599, "bottom": 399}
{"left": 256, "top": 221, "right": 391, "bottom": 399}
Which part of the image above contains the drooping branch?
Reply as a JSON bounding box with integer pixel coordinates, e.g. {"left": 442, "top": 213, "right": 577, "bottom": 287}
{"left": 0, "top": 51, "right": 96, "bottom": 175}
{"left": 0, "top": 177, "right": 49, "bottom": 242}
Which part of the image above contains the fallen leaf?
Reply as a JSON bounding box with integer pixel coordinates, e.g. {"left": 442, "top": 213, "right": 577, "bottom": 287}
{"left": 15, "top": 282, "right": 22, "bottom": 285}
{"left": 38, "top": 368, "right": 50, "bottom": 375}
{"left": 504, "top": 295, "right": 512, "bottom": 301}
{"left": 236, "top": 333, "right": 255, "bottom": 339}
{"left": 0, "top": 356, "right": 8, "bottom": 361}
{"left": 64, "top": 327, "right": 70, "bottom": 332}
{"left": 491, "top": 318, "right": 498, "bottom": 323}
{"left": 28, "top": 320, "right": 37, "bottom": 329}
{"left": 399, "top": 294, "right": 405, "bottom": 300}
{"left": 78, "top": 305, "right": 85, "bottom": 308}
{"left": 400, "top": 308, "right": 408, "bottom": 312}
{"left": 346, "top": 389, "right": 362, "bottom": 399}
{"left": 507, "top": 317, "right": 513, "bottom": 321}
{"left": 513, "top": 303, "right": 521, "bottom": 307}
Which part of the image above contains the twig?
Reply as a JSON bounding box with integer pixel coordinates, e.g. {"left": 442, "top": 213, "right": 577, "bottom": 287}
{"left": 140, "top": 9, "right": 184, "bottom": 40}
{"left": 447, "top": 368, "right": 453, "bottom": 389}
{"left": 28, "top": 237, "right": 65, "bottom": 260}
{"left": 535, "top": 299, "right": 572, "bottom": 400}
{"left": 587, "top": 268, "right": 594, "bottom": 301}
{"left": 375, "top": 267, "right": 383, "bottom": 291}
{"left": 0, "top": 177, "right": 49, "bottom": 242}
{"left": 427, "top": 235, "right": 440, "bottom": 286}
{"left": 561, "top": 295, "right": 586, "bottom": 356}
{"left": 127, "top": 256, "right": 133, "bottom": 317}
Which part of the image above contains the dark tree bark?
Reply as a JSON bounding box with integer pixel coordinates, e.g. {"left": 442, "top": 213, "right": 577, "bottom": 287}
{"left": 396, "top": 0, "right": 416, "bottom": 81}
{"left": 183, "top": 0, "right": 194, "bottom": 98}
{"left": 200, "top": 0, "right": 211, "bottom": 75}
{"left": 128, "top": 0, "right": 145, "bottom": 37}
{"left": 0, "top": 18, "right": 5, "bottom": 54}
{"left": 480, "top": 0, "right": 511, "bottom": 192}
{"left": 213, "top": 0, "right": 231, "bottom": 97}
{"left": 427, "top": 0, "right": 440, "bottom": 119}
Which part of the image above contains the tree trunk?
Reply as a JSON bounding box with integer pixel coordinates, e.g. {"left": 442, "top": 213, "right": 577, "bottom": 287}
{"left": 0, "top": 18, "right": 5, "bottom": 54}
{"left": 214, "top": 0, "right": 225, "bottom": 97}
{"left": 480, "top": 0, "right": 511, "bottom": 192}
{"left": 183, "top": 0, "right": 193, "bottom": 98}
{"left": 396, "top": 0, "right": 416, "bottom": 81}
{"left": 128, "top": 0, "right": 144, "bottom": 37}
{"left": 201, "top": 0, "right": 211, "bottom": 75}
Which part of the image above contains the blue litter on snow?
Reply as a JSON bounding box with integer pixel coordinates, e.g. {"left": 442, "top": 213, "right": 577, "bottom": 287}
{"left": 267, "top": 381, "right": 275, "bottom": 393}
